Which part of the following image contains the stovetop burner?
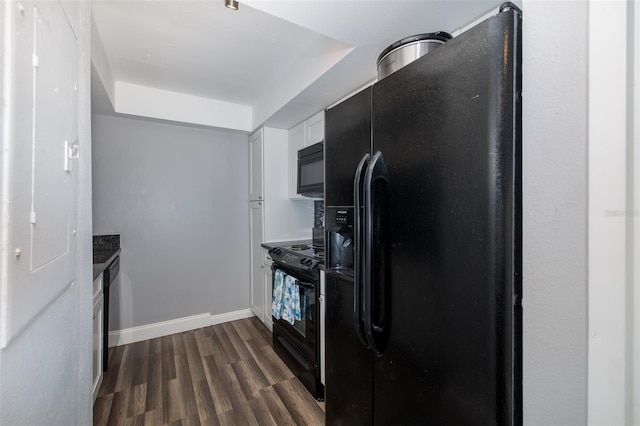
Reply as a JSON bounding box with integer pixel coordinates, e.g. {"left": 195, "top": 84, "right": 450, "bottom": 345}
{"left": 268, "top": 243, "right": 324, "bottom": 273}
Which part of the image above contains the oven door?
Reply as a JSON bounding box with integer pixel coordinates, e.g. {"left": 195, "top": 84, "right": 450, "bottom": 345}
{"left": 271, "top": 267, "right": 318, "bottom": 362}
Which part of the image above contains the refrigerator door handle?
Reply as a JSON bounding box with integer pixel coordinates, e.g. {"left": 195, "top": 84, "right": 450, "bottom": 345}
{"left": 353, "top": 153, "right": 370, "bottom": 349}
{"left": 363, "top": 151, "right": 388, "bottom": 356}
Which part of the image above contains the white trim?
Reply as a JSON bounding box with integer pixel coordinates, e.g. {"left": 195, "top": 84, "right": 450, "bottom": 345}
{"left": 210, "top": 308, "right": 254, "bottom": 326}
{"left": 0, "top": 0, "right": 15, "bottom": 349}
{"left": 633, "top": 0, "right": 640, "bottom": 423}
{"left": 108, "top": 309, "right": 254, "bottom": 347}
{"left": 587, "top": 0, "right": 630, "bottom": 424}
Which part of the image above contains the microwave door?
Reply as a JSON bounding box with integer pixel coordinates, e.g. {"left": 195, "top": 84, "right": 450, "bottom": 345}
{"left": 298, "top": 141, "right": 324, "bottom": 197}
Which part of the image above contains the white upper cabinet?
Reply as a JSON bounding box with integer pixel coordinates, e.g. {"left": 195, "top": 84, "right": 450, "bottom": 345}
{"left": 288, "top": 111, "right": 325, "bottom": 199}
{"left": 305, "top": 111, "right": 325, "bottom": 146}
{"left": 249, "top": 126, "right": 313, "bottom": 239}
{"left": 249, "top": 129, "right": 263, "bottom": 201}
{"left": 288, "top": 122, "right": 305, "bottom": 199}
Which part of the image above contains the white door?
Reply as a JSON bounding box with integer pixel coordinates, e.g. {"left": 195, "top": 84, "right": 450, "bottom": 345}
{"left": 263, "top": 263, "right": 273, "bottom": 330}
{"left": 249, "top": 201, "right": 264, "bottom": 322}
{"left": 2, "top": 2, "right": 80, "bottom": 345}
{"left": 92, "top": 293, "right": 104, "bottom": 402}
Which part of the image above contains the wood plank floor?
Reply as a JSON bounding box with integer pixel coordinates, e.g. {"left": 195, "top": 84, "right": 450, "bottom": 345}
{"left": 94, "top": 317, "right": 325, "bottom": 425}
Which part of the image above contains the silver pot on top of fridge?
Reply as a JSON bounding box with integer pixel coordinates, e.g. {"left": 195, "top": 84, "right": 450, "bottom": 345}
{"left": 377, "top": 31, "right": 452, "bottom": 80}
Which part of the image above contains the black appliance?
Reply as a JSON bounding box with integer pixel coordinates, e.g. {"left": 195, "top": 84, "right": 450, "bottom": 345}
{"left": 268, "top": 244, "right": 324, "bottom": 400}
{"left": 326, "top": 208, "right": 353, "bottom": 271}
{"left": 324, "top": 5, "right": 522, "bottom": 425}
{"left": 297, "top": 142, "right": 324, "bottom": 197}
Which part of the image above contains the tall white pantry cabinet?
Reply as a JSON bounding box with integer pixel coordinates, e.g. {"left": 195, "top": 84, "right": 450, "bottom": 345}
{"left": 249, "top": 127, "right": 314, "bottom": 330}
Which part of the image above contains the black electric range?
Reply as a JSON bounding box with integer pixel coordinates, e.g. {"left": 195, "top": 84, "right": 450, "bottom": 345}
{"left": 267, "top": 242, "right": 325, "bottom": 401}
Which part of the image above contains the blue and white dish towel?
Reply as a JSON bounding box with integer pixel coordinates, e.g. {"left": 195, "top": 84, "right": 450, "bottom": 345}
{"left": 272, "top": 269, "right": 301, "bottom": 325}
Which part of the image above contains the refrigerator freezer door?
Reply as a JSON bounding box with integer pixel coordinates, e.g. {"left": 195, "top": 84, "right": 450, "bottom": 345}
{"left": 324, "top": 87, "right": 372, "bottom": 208}
{"left": 371, "top": 9, "right": 522, "bottom": 425}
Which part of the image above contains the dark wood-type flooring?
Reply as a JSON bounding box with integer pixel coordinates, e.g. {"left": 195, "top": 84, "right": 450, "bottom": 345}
{"left": 93, "top": 317, "right": 325, "bottom": 425}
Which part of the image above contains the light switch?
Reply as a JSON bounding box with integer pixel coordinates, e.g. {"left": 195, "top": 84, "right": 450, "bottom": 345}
{"left": 64, "top": 140, "right": 79, "bottom": 172}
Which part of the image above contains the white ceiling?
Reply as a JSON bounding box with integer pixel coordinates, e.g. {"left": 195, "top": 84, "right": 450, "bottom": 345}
{"left": 91, "top": 0, "right": 514, "bottom": 131}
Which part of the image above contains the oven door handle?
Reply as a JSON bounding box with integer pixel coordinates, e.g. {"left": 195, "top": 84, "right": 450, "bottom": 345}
{"left": 353, "top": 153, "right": 370, "bottom": 349}
{"left": 271, "top": 266, "right": 316, "bottom": 289}
{"left": 297, "top": 280, "right": 315, "bottom": 289}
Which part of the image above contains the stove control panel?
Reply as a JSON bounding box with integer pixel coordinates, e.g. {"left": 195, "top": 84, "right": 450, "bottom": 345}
{"left": 268, "top": 246, "right": 323, "bottom": 273}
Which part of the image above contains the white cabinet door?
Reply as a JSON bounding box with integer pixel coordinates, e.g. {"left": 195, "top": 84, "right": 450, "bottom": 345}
{"left": 249, "top": 201, "right": 264, "bottom": 322}
{"left": 249, "top": 130, "right": 263, "bottom": 201}
{"left": 93, "top": 274, "right": 103, "bottom": 300}
{"left": 92, "top": 293, "right": 104, "bottom": 403}
{"left": 3, "top": 1, "right": 80, "bottom": 344}
{"left": 305, "top": 111, "right": 325, "bottom": 146}
{"left": 263, "top": 263, "right": 273, "bottom": 331}
{"left": 288, "top": 122, "right": 305, "bottom": 199}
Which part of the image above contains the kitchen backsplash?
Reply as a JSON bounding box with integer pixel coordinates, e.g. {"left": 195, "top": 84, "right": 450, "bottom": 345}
{"left": 314, "top": 201, "right": 324, "bottom": 227}
{"left": 93, "top": 234, "right": 120, "bottom": 251}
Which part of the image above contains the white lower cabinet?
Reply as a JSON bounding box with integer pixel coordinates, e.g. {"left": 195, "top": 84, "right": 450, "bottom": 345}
{"left": 263, "top": 251, "right": 273, "bottom": 331}
{"left": 250, "top": 201, "right": 265, "bottom": 323}
{"left": 92, "top": 290, "right": 104, "bottom": 403}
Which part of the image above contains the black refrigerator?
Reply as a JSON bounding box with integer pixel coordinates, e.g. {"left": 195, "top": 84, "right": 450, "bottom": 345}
{"left": 324, "top": 5, "right": 522, "bottom": 425}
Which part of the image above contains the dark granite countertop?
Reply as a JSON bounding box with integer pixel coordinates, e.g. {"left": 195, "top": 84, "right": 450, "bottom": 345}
{"left": 93, "top": 234, "right": 121, "bottom": 280}
{"left": 93, "top": 249, "right": 121, "bottom": 280}
{"left": 261, "top": 239, "right": 312, "bottom": 250}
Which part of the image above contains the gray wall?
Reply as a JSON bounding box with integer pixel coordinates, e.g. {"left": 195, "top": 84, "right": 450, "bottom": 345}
{"left": 522, "top": 1, "right": 588, "bottom": 423}
{"left": 92, "top": 114, "right": 250, "bottom": 329}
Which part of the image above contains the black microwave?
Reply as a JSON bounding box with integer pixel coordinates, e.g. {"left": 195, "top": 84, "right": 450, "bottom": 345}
{"left": 297, "top": 141, "right": 324, "bottom": 198}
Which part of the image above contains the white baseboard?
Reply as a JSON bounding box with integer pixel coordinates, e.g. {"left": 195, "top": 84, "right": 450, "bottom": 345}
{"left": 108, "top": 309, "right": 254, "bottom": 347}
{"left": 210, "top": 308, "right": 254, "bottom": 326}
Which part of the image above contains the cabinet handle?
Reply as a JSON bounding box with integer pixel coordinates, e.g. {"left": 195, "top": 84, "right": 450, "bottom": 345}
{"left": 93, "top": 314, "right": 95, "bottom": 320}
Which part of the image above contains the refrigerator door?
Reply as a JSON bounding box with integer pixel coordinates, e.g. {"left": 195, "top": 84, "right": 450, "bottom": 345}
{"left": 324, "top": 271, "right": 373, "bottom": 425}
{"left": 370, "top": 9, "right": 521, "bottom": 425}
{"left": 325, "top": 87, "right": 374, "bottom": 424}
{"left": 324, "top": 87, "right": 372, "bottom": 208}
